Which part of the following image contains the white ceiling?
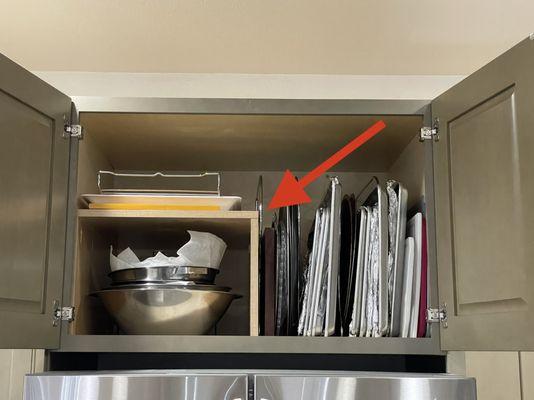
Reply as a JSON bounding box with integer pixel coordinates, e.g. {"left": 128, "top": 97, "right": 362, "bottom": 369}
{"left": 0, "top": 0, "right": 533, "bottom": 75}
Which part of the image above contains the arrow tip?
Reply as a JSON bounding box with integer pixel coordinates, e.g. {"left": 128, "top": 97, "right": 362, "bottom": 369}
{"left": 268, "top": 170, "right": 312, "bottom": 209}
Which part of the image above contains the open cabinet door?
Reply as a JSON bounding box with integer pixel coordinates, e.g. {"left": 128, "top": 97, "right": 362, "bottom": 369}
{"left": 0, "top": 54, "right": 71, "bottom": 348}
{"left": 432, "top": 36, "right": 534, "bottom": 350}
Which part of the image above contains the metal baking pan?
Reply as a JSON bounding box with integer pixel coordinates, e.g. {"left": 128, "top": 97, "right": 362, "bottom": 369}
{"left": 339, "top": 195, "right": 354, "bottom": 335}
{"left": 310, "top": 207, "right": 329, "bottom": 336}
{"left": 324, "top": 177, "right": 342, "bottom": 337}
{"left": 349, "top": 206, "right": 368, "bottom": 337}
{"left": 388, "top": 180, "right": 408, "bottom": 337}
{"left": 275, "top": 207, "right": 289, "bottom": 336}
{"left": 301, "top": 209, "right": 321, "bottom": 336}
{"left": 287, "top": 204, "right": 300, "bottom": 335}
{"left": 356, "top": 177, "right": 388, "bottom": 337}
{"left": 109, "top": 266, "right": 218, "bottom": 285}
{"left": 358, "top": 206, "right": 372, "bottom": 337}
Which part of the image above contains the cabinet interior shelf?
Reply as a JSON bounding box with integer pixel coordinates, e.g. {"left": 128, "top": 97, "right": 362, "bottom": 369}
{"left": 77, "top": 209, "right": 259, "bottom": 245}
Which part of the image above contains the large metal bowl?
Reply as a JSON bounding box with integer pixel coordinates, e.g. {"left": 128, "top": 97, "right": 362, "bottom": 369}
{"left": 94, "top": 285, "right": 240, "bottom": 335}
{"left": 108, "top": 266, "right": 218, "bottom": 285}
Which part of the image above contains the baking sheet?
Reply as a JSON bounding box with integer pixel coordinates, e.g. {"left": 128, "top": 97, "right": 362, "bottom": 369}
{"left": 349, "top": 207, "right": 367, "bottom": 337}
{"left": 298, "top": 177, "right": 341, "bottom": 337}
{"left": 81, "top": 194, "right": 242, "bottom": 211}
{"left": 358, "top": 206, "right": 371, "bottom": 337}
{"left": 325, "top": 179, "right": 341, "bottom": 336}
{"left": 300, "top": 211, "right": 321, "bottom": 336}
{"left": 388, "top": 181, "right": 408, "bottom": 337}
{"left": 400, "top": 237, "right": 415, "bottom": 338}
{"left": 407, "top": 212, "right": 423, "bottom": 338}
{"left": 359, "top": 182, "right": 388, "bottom": 337}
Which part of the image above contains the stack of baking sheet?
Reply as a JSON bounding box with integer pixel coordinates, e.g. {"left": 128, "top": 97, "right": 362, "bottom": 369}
{"left": 345, "top": 179, "right": 430, "bottom": 338}
{"left": 346, "top": 179, "right": 411, "bottom": 337}
{"left": 298, "top": 177, "right": 342, "bottom": 337}
{"left": 296, "top": 176, "right": 430, "bottom": 338}
{"left": 400, "top": 211, "right": 429, "bottom": 338}
{"left": 346, "top": 179, "right": 390, "bottom": 337}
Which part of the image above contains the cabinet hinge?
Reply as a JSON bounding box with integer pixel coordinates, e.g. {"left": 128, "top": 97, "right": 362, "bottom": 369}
{"left": 63, "top": 124, "right": 84, "bottom": 139}
{"left": 426, "top": 304, "right": 448, "bottom": 328}
{"left": 52, "top": 301, "right": 75, "bottom": 326}
{"left": 420, "top": 117, "right": 439, "bottom": 142}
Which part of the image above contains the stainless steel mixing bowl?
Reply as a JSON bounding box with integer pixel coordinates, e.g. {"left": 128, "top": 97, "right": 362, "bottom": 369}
{"left": 110, "top": 282, "right": 231, "bottom": 291}
{"left": 94, "top": 285, "right": 240, "bottom": 335}
{"left": 108, "top": 266, "right": 218, "bottom": 285}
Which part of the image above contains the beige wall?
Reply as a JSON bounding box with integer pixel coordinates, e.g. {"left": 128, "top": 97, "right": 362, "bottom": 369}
{"left": 0, "top": 0, "right": 533, "bottom": 75}
{"left": 450, "top": 352, "right": 534, "bottom": 400}
{"left": 521, "top": 353, "right": 534, "bottom": 400}
{"left": 0, "top": 350, "right": 44, "bottom": 400}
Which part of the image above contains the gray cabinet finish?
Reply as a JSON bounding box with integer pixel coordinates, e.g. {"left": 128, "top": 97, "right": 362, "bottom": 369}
{"left": 0, "top": 54, "right": 71, "bottom": 348}
{"left": 433, "top": 37, "right": 534, "bottom": 350}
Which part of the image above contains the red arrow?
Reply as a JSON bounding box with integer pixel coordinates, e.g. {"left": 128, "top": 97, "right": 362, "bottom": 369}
{"left": 268, "top": 120, "right": 386, "bottom": 209}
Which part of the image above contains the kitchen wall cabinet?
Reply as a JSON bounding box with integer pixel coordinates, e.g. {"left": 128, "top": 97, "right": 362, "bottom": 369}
{"left": 0, "top": 36, "right": 533, "bottom": 360}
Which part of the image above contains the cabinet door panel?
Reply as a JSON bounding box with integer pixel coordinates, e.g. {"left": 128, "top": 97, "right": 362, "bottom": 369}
{"left": 432, "top": 37, "right": 534, "bottom": 350}
{"left": 0, "top": 53, "right": 71, "bottom": 348}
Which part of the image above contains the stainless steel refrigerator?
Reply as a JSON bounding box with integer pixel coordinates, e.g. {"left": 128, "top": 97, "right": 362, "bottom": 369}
{"left": 24, "top": 370, "right": 476, "bottom": 400}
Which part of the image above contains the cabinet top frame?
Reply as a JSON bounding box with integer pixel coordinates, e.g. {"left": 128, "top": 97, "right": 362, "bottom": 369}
{"left": 72, "top": 97, "right": 431, "bottom": 117}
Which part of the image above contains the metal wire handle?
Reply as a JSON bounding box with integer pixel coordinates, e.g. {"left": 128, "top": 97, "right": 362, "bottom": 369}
{"left": 97, "top": 170, "right": 221, "bottom": 196}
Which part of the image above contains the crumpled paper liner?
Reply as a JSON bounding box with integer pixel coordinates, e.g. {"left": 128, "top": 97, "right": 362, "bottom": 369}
{"left": 110, "top": 230, "right": 227, "bottom": 272}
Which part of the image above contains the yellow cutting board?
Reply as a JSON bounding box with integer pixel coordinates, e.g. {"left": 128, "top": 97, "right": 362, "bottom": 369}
{"left": 88, "top": 203, "right": 221, "bottom": 211}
